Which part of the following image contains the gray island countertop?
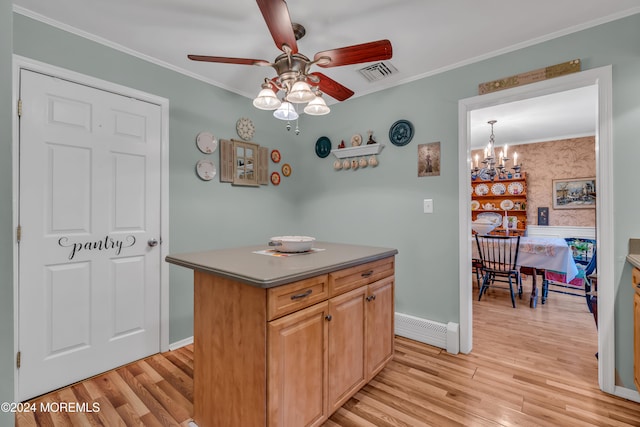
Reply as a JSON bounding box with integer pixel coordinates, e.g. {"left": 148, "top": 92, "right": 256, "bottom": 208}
{"left": 165, "top": 241, "right": 398, "bottom": 288}
{"left": 627, "top": 238, "right": 640, "bottom": 269}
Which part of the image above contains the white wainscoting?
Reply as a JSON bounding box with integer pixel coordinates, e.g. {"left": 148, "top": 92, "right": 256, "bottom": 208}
{"left": 526, "top": 225, "right": 596, "bottom": 240}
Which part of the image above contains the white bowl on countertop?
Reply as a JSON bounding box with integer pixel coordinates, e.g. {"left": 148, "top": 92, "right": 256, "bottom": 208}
{"left": 269, "top": 236, "right": 316, "bottom": 253}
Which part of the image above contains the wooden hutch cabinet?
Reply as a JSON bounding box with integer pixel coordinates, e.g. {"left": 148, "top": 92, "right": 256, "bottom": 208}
{"left": 471, "top": 172, "right": 528, "bottom": 236}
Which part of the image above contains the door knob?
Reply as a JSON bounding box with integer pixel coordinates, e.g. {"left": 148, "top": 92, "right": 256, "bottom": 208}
{"left": 148, "top": 238, "right": 159, "bottom": 247}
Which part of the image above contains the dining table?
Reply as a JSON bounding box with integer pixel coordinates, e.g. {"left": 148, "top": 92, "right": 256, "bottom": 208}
{"left": 473, "top": 235, "right": 579, "bottom": 308}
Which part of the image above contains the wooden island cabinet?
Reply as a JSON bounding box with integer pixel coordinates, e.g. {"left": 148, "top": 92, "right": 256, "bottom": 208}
{"left": 166, "top": 242, "right": 397, "bottom": 427}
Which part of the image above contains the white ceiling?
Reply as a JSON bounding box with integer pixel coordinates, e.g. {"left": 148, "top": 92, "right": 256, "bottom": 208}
{"left": 12, "top": 1, "right": 639, "bottom": 145}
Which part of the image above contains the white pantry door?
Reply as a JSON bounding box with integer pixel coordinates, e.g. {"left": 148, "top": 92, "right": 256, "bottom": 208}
{"left": 18, "top": 69, "right": 162, "bottom": 401}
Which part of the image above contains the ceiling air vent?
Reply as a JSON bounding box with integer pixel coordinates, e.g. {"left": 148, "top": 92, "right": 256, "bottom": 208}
{"left": 358, "top": 61, "right": 398, "bottom": 82}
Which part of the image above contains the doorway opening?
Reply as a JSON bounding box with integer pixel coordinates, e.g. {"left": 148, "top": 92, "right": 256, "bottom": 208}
{"left": 457, "top": 66, "right": 614, "bottom": 394}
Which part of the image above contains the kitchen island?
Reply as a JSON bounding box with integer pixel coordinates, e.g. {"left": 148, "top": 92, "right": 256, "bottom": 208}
{"left": 166, "top": 242, "right": 398, "bottom": 427}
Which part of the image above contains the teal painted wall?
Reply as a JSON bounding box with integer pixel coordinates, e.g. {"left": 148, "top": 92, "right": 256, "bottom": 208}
{"left": 11, "top": 14, "right": 303, "bottom": 344}
{"left": 6, "top": 10, "right": 640, "bottom": 405}
{"left": 1, "top": 0, "right": 13, "bottom": 425}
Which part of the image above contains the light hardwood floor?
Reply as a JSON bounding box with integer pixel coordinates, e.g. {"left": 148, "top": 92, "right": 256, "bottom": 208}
{"left": 16, "top": 277, "right": 640, "bottom": 426}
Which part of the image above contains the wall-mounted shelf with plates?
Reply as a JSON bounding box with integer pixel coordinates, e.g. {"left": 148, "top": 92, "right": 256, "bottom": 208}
{"left": 331, "top": 143, "right": 385, "bottom": 159}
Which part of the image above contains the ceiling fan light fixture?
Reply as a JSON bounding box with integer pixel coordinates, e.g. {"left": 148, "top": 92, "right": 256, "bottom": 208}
{"left": 253, "top": 79, "right": 281, "bottom": 110}
{"left": 253, "top": 86, "right": 281, "bottom": 110}
{"left": 273, "top": 101, "right": 299, "bottom": 121}
{"left": 304, "top": 93, "right": 330, "bottom": 116}
{"left": 287, "top": 80, "right": 315, "bottom": 103}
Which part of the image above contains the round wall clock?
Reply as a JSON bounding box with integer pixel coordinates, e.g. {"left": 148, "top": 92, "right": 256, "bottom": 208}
{"left": 236, "top": 117, "right": 255, "bottom": 141}
{"left": 389, "top": 119, "right": 414, "bottom": 146}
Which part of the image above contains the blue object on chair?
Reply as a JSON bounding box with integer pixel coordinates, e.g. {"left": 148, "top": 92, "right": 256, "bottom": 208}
{"left": 542, "top": 238, "right": 596, "bottom": 308}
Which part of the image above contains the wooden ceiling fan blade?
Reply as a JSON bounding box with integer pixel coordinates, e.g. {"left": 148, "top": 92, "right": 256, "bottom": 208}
{"left": 188, "top": 55, "right": 271, "bottom": 67}
{"left": 310, "top": 72, "right": 354, "bottom": 101}
{"left": 256, "top": 0, "right": 298, "bottom": 54}
{"left": 314, "top": 39, "right": 392, "bottom": 68}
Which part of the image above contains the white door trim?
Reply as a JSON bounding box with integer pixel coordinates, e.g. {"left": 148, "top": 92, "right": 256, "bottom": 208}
{"left": 12, "top": 55, "right": 170, "bottom": 399}
{"left": 457, "top": 66, "right": 614, "bottom": 394}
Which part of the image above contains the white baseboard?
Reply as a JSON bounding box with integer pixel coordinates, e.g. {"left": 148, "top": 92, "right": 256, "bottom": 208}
{"left": 169, "top": 336, "right": 194, "bottom": 351}
{"left": 613, "top": 385, "right": 640, "bottom": 403}
{"left": 395, "top": 312, "right": 459, "bottom": 354}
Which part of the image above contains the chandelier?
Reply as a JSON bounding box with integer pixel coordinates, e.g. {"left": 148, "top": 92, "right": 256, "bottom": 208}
{"left": 471, "top": 120, "right": 521, "bottom": 181}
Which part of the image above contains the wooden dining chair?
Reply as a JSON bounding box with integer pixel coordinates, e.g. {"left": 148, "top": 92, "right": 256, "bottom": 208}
{"left": 475, "top": 235, "right": 523, "bottom": 308}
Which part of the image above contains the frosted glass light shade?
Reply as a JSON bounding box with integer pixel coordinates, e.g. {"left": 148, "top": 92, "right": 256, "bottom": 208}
{"left": 304, "top": 95, "right": 330, "bottom": 115}
{"left": 253, "top": 87, "right": 281, "bottom": 110}
{"left": 287, "top": 80, "right": 315, "bottom": 103}
{"left": 273, "top": 101, "right": 299, "bottom": 120}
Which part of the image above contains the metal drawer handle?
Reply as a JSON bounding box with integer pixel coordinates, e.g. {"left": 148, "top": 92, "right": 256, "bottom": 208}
{"left": 366, "top": 294, "right": 377, "bottom": 302}
{"left": 325, "top": 314, "right": 332, "bottom": 321}
{"left": 361, "top": 270, "right": 374, "bottom": 278}
{"left": 290, "top": 289, "right": 312, "bottom": 300}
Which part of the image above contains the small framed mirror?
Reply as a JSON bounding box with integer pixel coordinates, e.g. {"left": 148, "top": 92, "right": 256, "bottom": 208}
{"left": 233, "top": 140, "right": 259, "bottom": 186}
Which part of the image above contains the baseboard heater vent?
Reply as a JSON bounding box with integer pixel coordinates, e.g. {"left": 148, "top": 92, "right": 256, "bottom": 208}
{"left": 395, "top": 312, "right": 459, "bottom": 354}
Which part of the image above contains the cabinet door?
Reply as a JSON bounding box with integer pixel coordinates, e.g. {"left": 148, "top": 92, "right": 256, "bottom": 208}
{"left": 366, "top": 275, "right": 395, "bottom": 379}
{"left": 268, "top": 302, "right": 329, "bottom": 427}
{"left": 328, "top": 286, "right": 367, "bottom": 412}
{"left": 635, "top": 291, "right": 640, "bottom": 390}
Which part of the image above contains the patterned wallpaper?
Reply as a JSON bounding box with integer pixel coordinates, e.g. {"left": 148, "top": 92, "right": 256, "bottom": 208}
{"left": 472, "top": 136, "right": 596, "bottom": 227}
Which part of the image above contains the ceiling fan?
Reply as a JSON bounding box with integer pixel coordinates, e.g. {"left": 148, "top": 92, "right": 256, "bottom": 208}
{"left": 188, "top": 0, "right": 392, "bottom": 117}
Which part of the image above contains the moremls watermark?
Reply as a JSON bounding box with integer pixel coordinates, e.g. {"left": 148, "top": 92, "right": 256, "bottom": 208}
{"left": 1, "top": 401, "right": 100, "bottom": 413}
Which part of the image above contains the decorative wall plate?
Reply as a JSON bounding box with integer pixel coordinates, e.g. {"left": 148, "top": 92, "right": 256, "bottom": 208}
{"left": 508, "top": 181, "right": 524, "bottom": 195}
{"left": 281, "top": 163, "right": 292, "bottom": 177}
{"left": 351, "top": 134, "right": 362, "bottom": 146}
{"left": 270, "top": 171, "right": 281, "bottom": 186}
{"left": 389, "top": 119, "right": 414, "bottom": 146}
{"left": 500, "top": 199, "right": 514, "bottom": 210}
{"left": 477, "top": 212, "right": 502, "bottom": 225}
{"left": 236, "top": 117, "right": 255, "bottom": 141}
{"left": 271, "top": 149, "right": 281, "bottom": 163}
{"left": 196, "top": 159, "right": 216, "bottom": 181}
{"left": 471, "top": 200, "right": 480, "bottom": 211}
{"left": 315, "top": 137, "right": 331, "bottom": 158}
{"left": 490, "top": 182, "right": 506, "bottom": 195}
{"left": 474, "top": 183, "right": 489, "bottom": 196}
{"left": 196, "top": 131, "right": 217, "bottom": 154}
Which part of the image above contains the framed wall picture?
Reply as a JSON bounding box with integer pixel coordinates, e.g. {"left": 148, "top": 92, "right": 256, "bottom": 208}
{"left": 418, "top": 141, "right": 441, "bottom": 177}
{"left": 552, "top": 177, "right": 596, "bottom": 209}
{"left": 537, "top": 207, "right": 549, "bottom": 225}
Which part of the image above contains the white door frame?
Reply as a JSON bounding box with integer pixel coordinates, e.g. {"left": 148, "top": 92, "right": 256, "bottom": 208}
{"left": 457, "top": 67, "right": 615, "bottom": 393}
{"left": 12, "top": 55, "right": 170, "bottom": 399}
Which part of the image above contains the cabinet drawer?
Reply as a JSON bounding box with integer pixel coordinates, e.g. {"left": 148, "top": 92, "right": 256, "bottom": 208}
{"left": 329, "top": 257, "right": 395, "bottom": 297}
{"left": 267, "top": 275, "right": 329, "bottom": 320}
{"left": 634, "top": 268, "right": 640, "bottom": 294}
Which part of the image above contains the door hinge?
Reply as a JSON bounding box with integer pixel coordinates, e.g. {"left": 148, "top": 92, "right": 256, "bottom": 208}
{"left": 17, "top": 99, "right": 22, "bottom": 117}
{"left": 16, "top": 225, "right": 22, "bottom": 243}
{"left": 16, "top": 351, "right": 21, "bottom": 369}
